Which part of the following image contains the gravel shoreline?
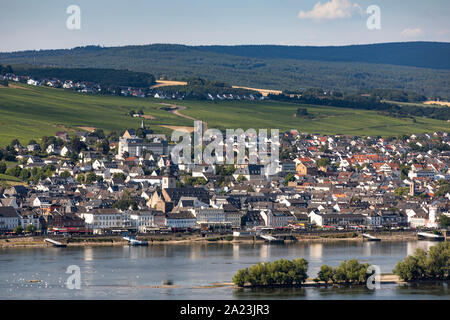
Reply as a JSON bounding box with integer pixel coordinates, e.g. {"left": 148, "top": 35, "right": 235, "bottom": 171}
{"left": 0, "top": 233, "right": 422, "bottom": 248}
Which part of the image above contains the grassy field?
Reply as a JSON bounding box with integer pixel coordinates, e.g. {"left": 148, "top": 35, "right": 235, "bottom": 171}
{"left": 0, "top": 83, "right": 191, "bottom": 146}
{"left": 0, "top": 173, "right": 25, "bottom": 187}
{"left": 0, "top": 174, "right": 21, "bottom": 182}
{"left": 0, "top": 83, "right": 448, "bottom": 146}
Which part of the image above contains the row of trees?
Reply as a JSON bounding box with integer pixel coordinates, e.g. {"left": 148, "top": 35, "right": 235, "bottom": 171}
{"left": 232, "top": 258, "right": 381, "bottom": 287}
{"left": 183, "top": 175, "right": 207, "bottom": 187}
{"left": 394, "top": 242, "right": 449, "bottom": 281}
{"left": 0, "top": 145, "right": 18, "bottom": 162}
{"left": 0, "top": 64, "right": 13, "bottom": 75}
{"left": 75, "top": 172, "right": 103, "bottom": 184}
{"left": 232, "top": 258, "right": 309, "bottom": 287}
{"left": 0, "top": 164, "right": 55, "bottom": 184}
{"left": 363, "top": 88, "right": 426, "bottom": 102}
{"left": 315, "top": 260, "right": 371, "bottom": 284}
{"left": 13, "top": 224, "right": 36, "bottom": 235}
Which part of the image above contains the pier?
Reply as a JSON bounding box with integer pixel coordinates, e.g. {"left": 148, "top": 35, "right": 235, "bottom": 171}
{"left": 123, "top": 236, "right": 148, "bottom": 246}
{"left": 259, "top": 234, "right": 297, "bottom": 244}
{"left": 417, "top": 232, "right": 445, "bottom": 241}
{"left": 259, "top": 234, "right": 280, "bottom": 243}
{"left": 362, "top": 233, "right": 381, "bottom": 241}
{"left": 44, "top": 238, "right": 67, "bottom": 247}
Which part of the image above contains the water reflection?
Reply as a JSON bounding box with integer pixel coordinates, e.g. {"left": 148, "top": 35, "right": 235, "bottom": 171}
{"left": 83, "top": 247, "right": 94, "bottom": 261}
{"left": 259, "top": 244, "right": 269, "bottom": 260}
{"left": 315, "top": 285, "right": 375, "bottom": 299}
{"left": 233, "top": 244, "right": 239, "bottom": 259}
{"left": 233, "top": 287, "right": 307, "bottom": 299}
{"left": 406, "top": 241, "right": 436, "bottom": 256}
{"left": 395, "top": 281, "right": 450, "bottom": 297}
{"left": 309, "top": 243, "right": 323, "bottom": 260}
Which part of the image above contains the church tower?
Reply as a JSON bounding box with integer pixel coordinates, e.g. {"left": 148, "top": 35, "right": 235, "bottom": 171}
{"left": 409, "top": 179, "right": 416, "bottom": 196}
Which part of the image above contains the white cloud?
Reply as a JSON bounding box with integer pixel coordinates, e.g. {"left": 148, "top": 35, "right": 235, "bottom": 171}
{"left": 401, "top": 28, "right": 424, "bottom": 38}
{"left": 298, "top": 0, "right": 361, "bottom": 20}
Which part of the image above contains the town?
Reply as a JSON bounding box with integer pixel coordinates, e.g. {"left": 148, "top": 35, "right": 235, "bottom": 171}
{"left": 0, "top": 121, "right": 449, "bottom": 239}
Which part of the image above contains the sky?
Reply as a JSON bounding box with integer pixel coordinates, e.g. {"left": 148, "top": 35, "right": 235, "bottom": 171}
{"left": 0, "top": 0, "right": 449, "bottom": 52}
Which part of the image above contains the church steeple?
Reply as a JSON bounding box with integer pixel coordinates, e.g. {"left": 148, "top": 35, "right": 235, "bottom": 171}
{"left": 141, "top": 119, "right": 146, "bottom": 130}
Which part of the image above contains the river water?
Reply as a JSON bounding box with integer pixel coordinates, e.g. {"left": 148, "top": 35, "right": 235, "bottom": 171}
{"left": 0, "top": 240, "right": 448, "bottom": 300}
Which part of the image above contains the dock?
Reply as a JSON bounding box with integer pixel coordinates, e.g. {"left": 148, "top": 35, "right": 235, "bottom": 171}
{"left": 259, "top": 234, "right": 285, "bottom": 244}
{"left": 362, "top": 233, "right": 381, "bottom": 242}
{"left": 123, "top": 236, "right": 148, "bottom": 246}
{"left": 44, "top": 238, "right": 67, "bottom": 247}
{"left": 417, "top": 232, "right": 445, "bottom": 241}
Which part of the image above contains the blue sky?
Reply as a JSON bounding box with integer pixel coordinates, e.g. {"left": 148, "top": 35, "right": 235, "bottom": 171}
{"left": 0, "top": 0, "right": 449, "bottom": 52}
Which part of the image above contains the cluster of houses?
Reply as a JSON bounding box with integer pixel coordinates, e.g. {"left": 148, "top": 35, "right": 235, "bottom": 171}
{"left": 1, "top": 125, "right": 449, "bottom": 235}
{"left": 151, "top": 91, "right": 263, "bottom": 101}
{"left": 1, "top": 73, "right": 104, "bottom": 94}
{"left": 1, "top": 72, "right": 263, "bottom": 101}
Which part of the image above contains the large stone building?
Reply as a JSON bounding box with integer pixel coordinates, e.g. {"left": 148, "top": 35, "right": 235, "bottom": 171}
{"left": 118, "top": 122, "right": 167, "bottom": 158}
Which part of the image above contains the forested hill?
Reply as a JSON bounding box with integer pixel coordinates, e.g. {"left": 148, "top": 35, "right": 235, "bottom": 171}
{"left": 197, "top": 42, "right": 450, "bottom": 70}
{"left": 1, "top": 42, "right": 449, "bottom": 98}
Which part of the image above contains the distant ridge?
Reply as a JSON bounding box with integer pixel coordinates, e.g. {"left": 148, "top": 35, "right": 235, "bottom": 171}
{"left": 196, "top": 42, "right": 450, "bottom": 70}
{"left": 1, "top": 42, "right": 449, "bottom": 98}
{"left": 2, "top": 42, "right": 449, "bottom": 70}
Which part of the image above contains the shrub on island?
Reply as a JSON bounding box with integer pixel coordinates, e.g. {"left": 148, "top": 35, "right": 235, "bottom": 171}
{"left": 232, "top": 258, "right": 308, "bottom": 287}
{"left": 394, "top": 242, "right": 450, "bottom": 281}
{"left": 315, "top": 260, "right": 371, "bottom": 284}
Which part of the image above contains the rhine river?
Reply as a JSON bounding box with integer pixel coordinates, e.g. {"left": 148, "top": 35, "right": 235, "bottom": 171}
{"left": 0, "top": 240, "right": 448, "bottom": 299}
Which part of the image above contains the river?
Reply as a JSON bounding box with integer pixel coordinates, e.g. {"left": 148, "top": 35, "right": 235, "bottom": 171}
{"left": 0, "top": 240, "right": 448, "bottom": 300}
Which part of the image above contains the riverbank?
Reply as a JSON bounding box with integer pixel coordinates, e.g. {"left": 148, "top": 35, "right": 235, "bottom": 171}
{"left": 0, "top": 231, "right": 431, "bottom": 248}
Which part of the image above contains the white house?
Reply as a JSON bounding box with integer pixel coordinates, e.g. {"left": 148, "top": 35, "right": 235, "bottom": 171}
{"left": 0, "top": 207, "right": 20, "bottom": 231}
{"left": 165, "top": 212, "right": 196, "bottom": 229}
{"left": 60, "top": 146, "right": 72, "bottom": 157}
{"left": 27, "top": 79, "right": 38, "bottom": 86}
{"left": 19, "top": 211, "right": 41, "bottom": 231}
{"left": 192, "top": 208, "right": 227, "bottom": 226}
{"left": 129, "top": 211, "right": 155, "bottom": 232}
{"left": 79, "top": 208, "right": 123, "bottom": 234}
{"left": 46, "top": 144, "right": 61, "bottom": 155}
{"left": 260, "top": 210, "right": 293, "bottom": 228}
